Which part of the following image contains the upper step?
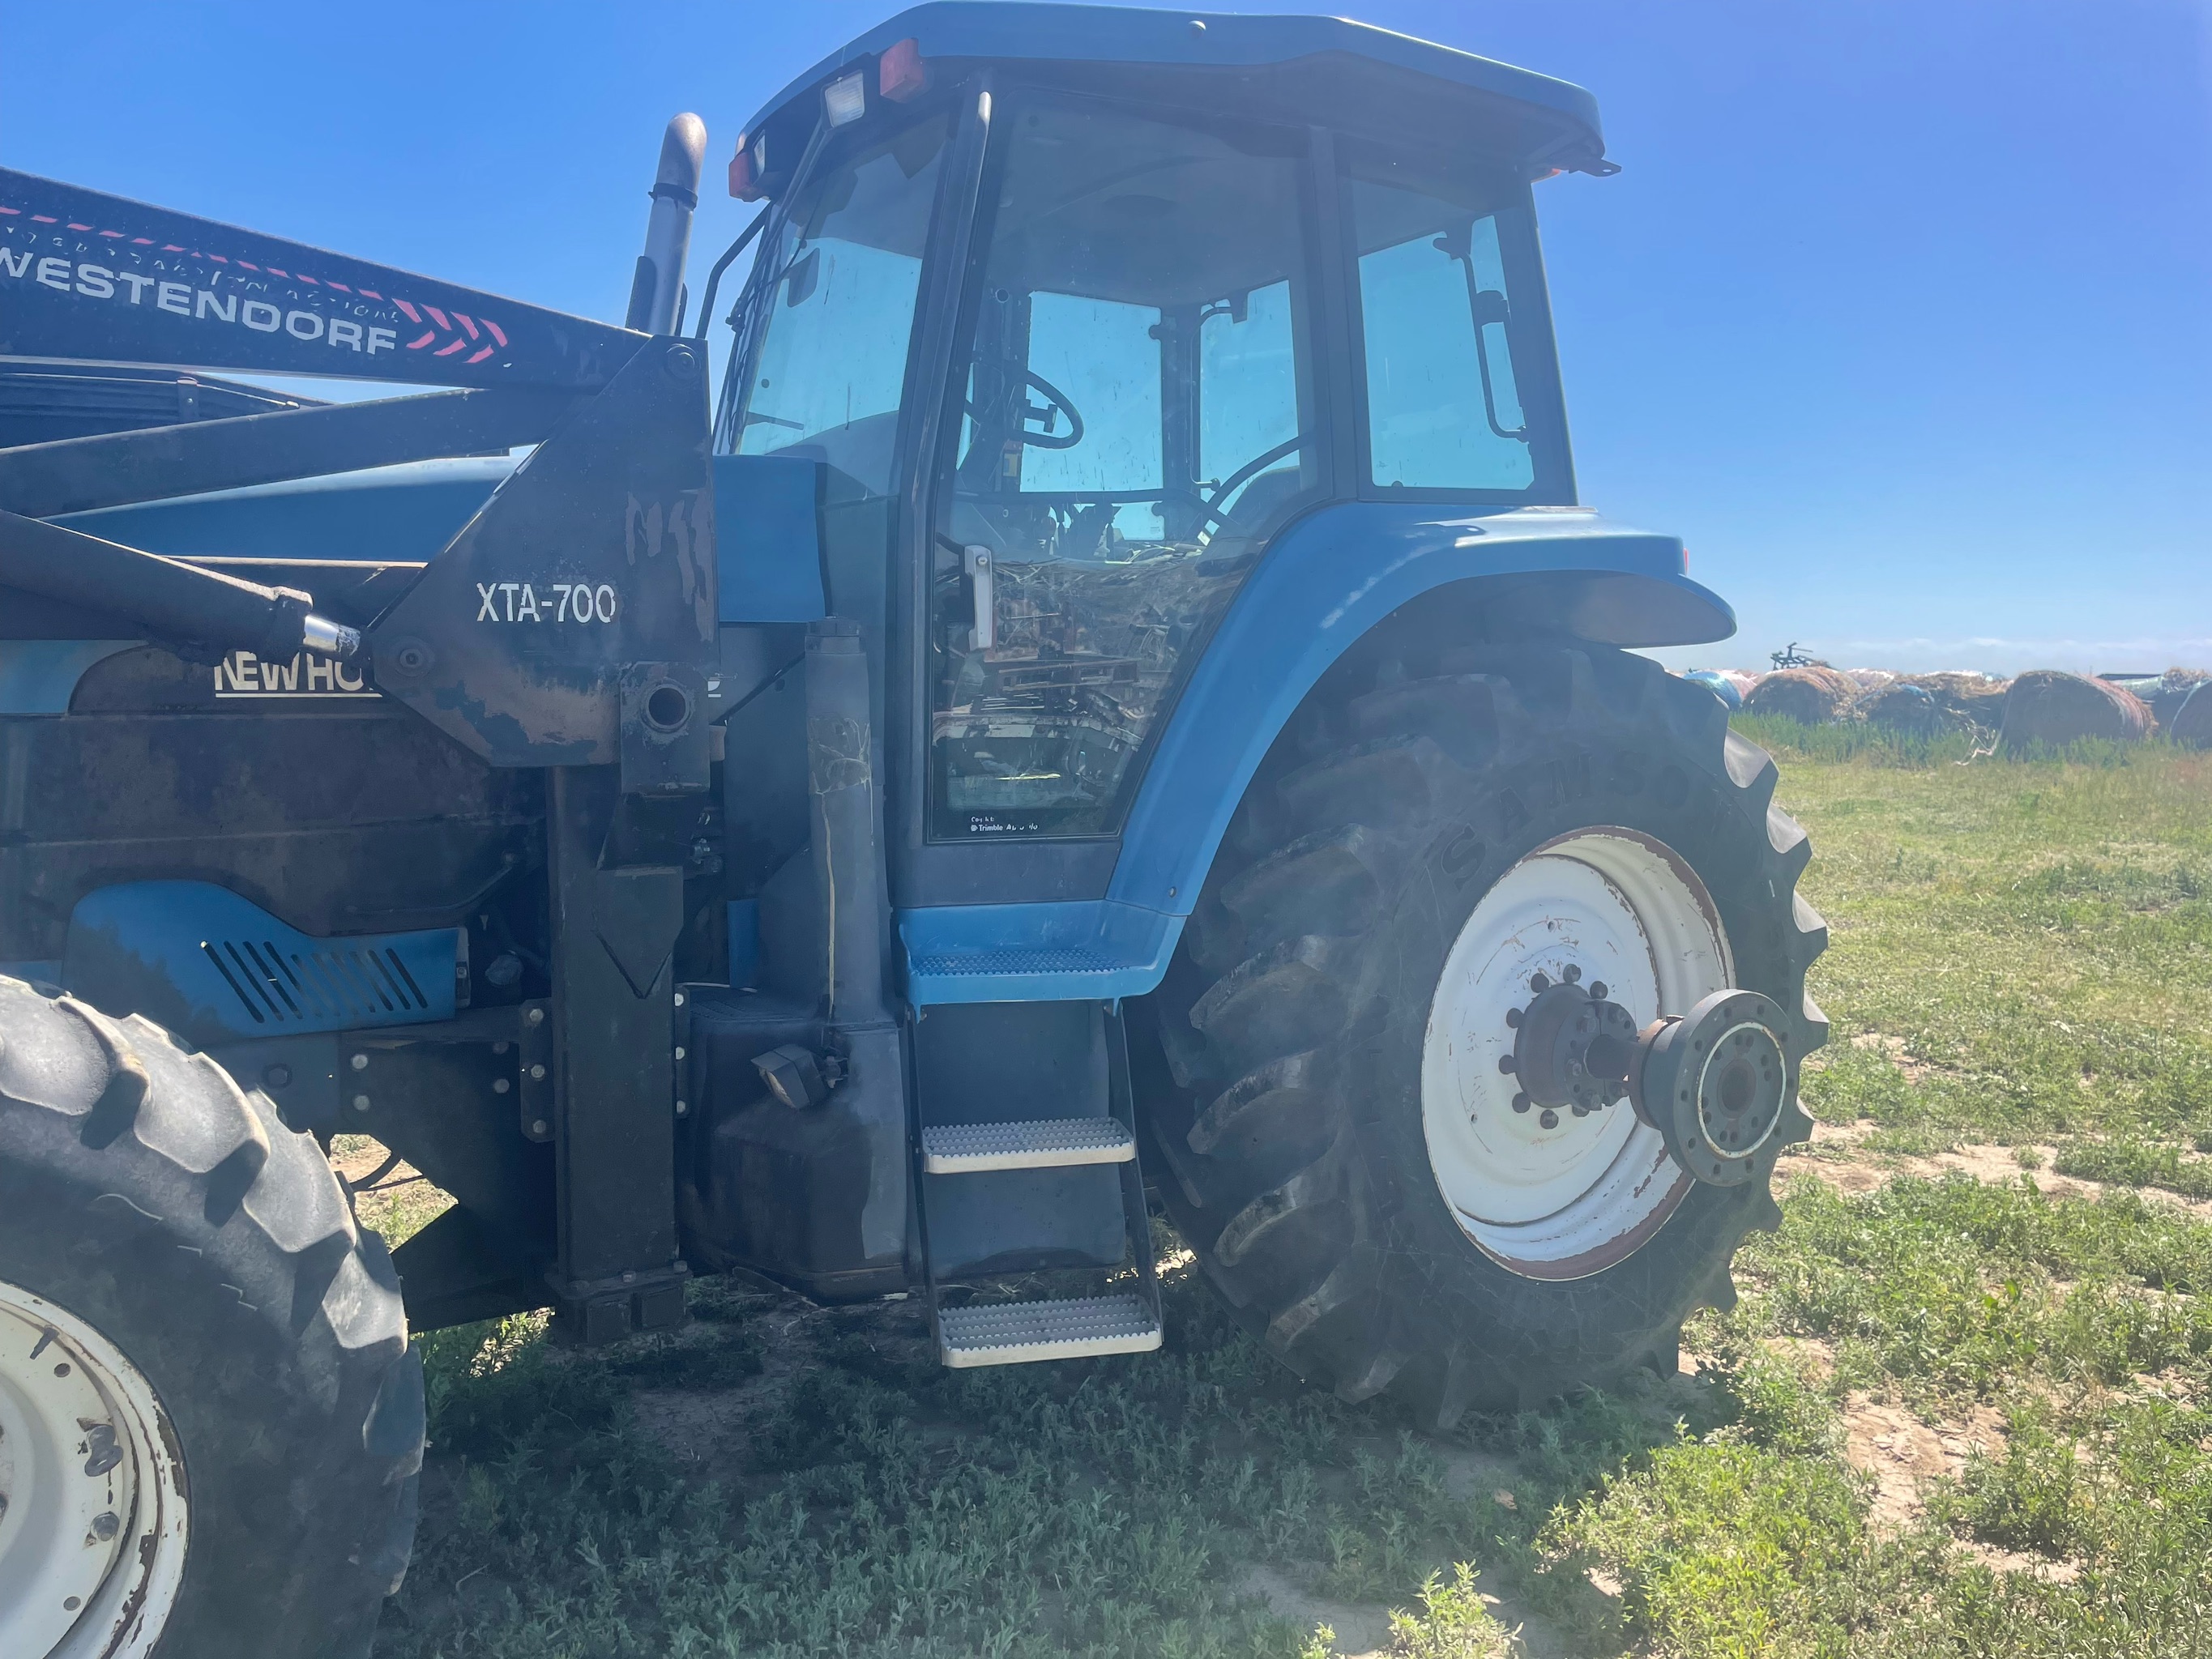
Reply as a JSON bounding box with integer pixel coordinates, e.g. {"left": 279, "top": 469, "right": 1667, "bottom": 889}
{"left": 899, "top": 900, "right": 1183, "bottom": 1004}
{"left": 937, "top": 1292, "right": 1162, "bottom": 1367}
{"left": 921, "top": 1116, "right": 1134, "bottom": 1174}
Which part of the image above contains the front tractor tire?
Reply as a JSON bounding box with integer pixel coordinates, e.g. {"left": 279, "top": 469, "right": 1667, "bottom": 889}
{"left": 1141, "top": 644, "right": 1827, "bottom": 1423}
{"left": 0, "top": 977, "right": 424, "bottom": 1659}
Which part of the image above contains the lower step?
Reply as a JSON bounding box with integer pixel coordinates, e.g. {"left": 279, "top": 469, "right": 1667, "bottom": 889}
{"left": 921, "top": 1115, "right": 1134, "bottom": 1174}
{"left": 937, "top": 1292, "right": 1162, "bottom": 1367}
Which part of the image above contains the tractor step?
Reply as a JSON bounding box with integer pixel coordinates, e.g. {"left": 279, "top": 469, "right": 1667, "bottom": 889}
{"left": 921, "top": 1115, "right": 1134, "bottom": 1174}
{"left": 914, "top": 1004, "right": 1164, "bottom": 1370}
{"left": 937, "top": 1292, "right": 1162, "bottom": 1368}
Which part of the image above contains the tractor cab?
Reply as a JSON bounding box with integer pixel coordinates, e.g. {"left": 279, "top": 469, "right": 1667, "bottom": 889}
{"left": 713, "top": 3, "right": 1599, "bottom": 863}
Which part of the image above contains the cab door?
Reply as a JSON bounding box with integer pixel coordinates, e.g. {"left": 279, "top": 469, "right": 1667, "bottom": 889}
{"left": 898, "top": 90, "right": 1326, "bottom": 908}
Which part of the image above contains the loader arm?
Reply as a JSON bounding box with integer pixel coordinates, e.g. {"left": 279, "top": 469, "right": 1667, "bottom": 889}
{"left": 0, "top": 164, "right": 718, "bottom": 778}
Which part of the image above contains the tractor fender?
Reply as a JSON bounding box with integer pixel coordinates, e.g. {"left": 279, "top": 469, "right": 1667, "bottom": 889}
{"left": 1110, "top": 501, "right": 1731, "bottom": 920}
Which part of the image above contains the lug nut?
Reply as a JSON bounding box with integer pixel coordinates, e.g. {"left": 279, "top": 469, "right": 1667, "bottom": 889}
{"left": 1504, "top": 1007, "right": 1522, "bottom": 1029}
{"left": 1529, "top": 972, "right": 1549, "bottom": 993}
{"left": 1590, "top": 981, "right": 1608, "bottom": 1000}
{"left": 1539, "top": 1108, "right": 1559, "bottom": 1129}
{"left": 1511, "top": 1093, "right": 1531, "bottom": 1113}
{"left": 1497, "top": 1055, "right": 1517, "bottom": 1074}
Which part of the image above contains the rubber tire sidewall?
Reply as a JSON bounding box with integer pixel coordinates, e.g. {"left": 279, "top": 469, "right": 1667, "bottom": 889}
{"left": 1322, "top": 715, "right": 1790, "bottom": 1401}
{"left": 0, "top": 1004, "right": 419, "bottom": 1659}
{"left": 1142, "top": 649, "right": 1822, "bottom": 1414}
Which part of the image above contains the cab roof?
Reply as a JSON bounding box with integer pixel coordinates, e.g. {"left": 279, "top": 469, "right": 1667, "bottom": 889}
{"left": 745, "top": 2, "right": 1610, "bottom": 177}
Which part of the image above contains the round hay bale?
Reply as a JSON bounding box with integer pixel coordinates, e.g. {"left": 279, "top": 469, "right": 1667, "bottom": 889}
{"left": 1680, "top": 669, "right": 1742, "bottom": 710}
{"left": 1997, "top": 670, "right": 2151, "bottom": 753}
{"left": 1861, "top": 680, "right": 1969, "bottom": 736}
{"left": 2169, "top": 681, "right": 2212, "bottom": 749}
{"left": 1744, "top": 665, "right": 1860, "bottom": 724}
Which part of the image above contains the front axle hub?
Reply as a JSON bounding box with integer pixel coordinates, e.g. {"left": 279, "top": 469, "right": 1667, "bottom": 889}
{"left": 1505, "top": 969, "right": 1793, "bottom": 1184}
{"left": 1629, "top": 989, "right": 1791, "bottom": 1186}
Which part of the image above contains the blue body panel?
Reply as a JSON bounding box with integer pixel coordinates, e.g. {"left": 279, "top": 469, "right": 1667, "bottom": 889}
{"left": 711, "top": 455, "right": 826, "bottom": 623}
{"left": 63, "top": 881, "right": 460, "bottom": 1046}
{"left": 898, "top": 504, "right": 1729, "bottom": 1003}
{"left": 746, "top": 2, "right": 1606, "bottom": 171}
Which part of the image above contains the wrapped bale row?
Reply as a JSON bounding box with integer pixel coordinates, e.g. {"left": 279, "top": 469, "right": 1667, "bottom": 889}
{"left": 1705, "top": 663, "right": 2208, "bottom": 749}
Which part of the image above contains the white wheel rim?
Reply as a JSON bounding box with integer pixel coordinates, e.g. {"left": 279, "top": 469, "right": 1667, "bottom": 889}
{"left": 0, "top": 1282, "right": 188, "bottom": 1659}
{"left": 1421, "top": 828, "right": 1732, "bottom": 1279}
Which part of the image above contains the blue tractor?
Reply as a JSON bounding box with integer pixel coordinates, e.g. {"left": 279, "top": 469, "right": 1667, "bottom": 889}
{"left": 0, "top": 6, "right": 1825, "bottom": 1652}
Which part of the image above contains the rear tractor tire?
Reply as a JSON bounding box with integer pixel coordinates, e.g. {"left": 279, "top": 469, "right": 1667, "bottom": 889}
{"left": 1140, "top": 644, "right": 1827, "bottom": 1424}
{"left": 0, "top": 976, "right": 424, "bottom": 1659}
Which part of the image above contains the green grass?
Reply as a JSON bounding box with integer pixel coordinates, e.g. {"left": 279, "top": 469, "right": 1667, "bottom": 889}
{"left": 1734, "top": 717, "right": 2212, "bottom": 1154}
{"left": 369, "top": 735, "right": 2212, "bottom": 1658}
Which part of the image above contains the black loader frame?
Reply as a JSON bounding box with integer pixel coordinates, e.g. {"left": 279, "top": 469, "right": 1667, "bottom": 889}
{"left": 0, "top": 151, "right": 728, "bottom": 1340}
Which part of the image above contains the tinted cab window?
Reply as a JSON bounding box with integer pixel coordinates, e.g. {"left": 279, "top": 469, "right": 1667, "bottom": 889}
{"left": 1346, "top": 147, "right": 1561, "bottom": 496}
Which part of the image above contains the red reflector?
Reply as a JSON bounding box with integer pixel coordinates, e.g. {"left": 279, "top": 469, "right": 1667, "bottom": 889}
{"left": 728, "top": 139, "right": 762, "bottom": 202}
{"left": 879, "top": 36, "right": 928, "bottom": 101}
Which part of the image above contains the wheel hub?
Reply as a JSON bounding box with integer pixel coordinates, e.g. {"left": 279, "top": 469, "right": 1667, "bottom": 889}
{"left": 1502, "top": 965, "right": 1642, "bottom": 1127}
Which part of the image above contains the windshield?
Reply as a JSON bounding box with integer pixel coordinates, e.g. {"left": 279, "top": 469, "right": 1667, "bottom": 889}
{"left": 716, "top": 113, "right": 953, "bottom": 497}
{"left": 928, "top": 97, "right": 1317, "bottom": 840}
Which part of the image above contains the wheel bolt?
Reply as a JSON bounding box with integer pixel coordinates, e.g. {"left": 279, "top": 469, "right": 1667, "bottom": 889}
{"left": 1511, "top": 1093, "right": 1531, "bottom": 1113}
{"left": 1529, "top": 972, "right": 1549, "bottom": 993}
{"left": 1504, "top": 1007, "right": 1522, "bottom": 1029}
{"left": 1590, "top": 981, "right": 1608, "bottom": 1000}
{"left": 1539, "top": 1108, "right": 1559, "bottom": 1128}
{"left": 1562, "top": 964, "right": 1581, "bottom": 983}
{"left": 1497, "top": 1055, "right": 1517, "bottom": 1074}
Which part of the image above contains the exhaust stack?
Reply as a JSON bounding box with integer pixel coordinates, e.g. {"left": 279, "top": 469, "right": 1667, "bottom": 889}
{"left": 626, "top": 114, "right": 708, "bottom": 335}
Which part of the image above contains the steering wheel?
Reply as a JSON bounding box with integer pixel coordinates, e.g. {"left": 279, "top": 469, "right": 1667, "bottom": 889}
{"left": 1199, "top": 434, "right": 1308, "bottom": 527}
{"left": 963, "top": 362, "right": 1087, "bottom": 451}
{"left": 1153, "top": 434, "right": 1312, "bottom": 536}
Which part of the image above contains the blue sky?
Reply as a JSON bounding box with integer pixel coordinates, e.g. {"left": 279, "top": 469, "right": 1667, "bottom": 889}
{"left": 3, "top": 0, "right": 2205, "bottom": 674}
